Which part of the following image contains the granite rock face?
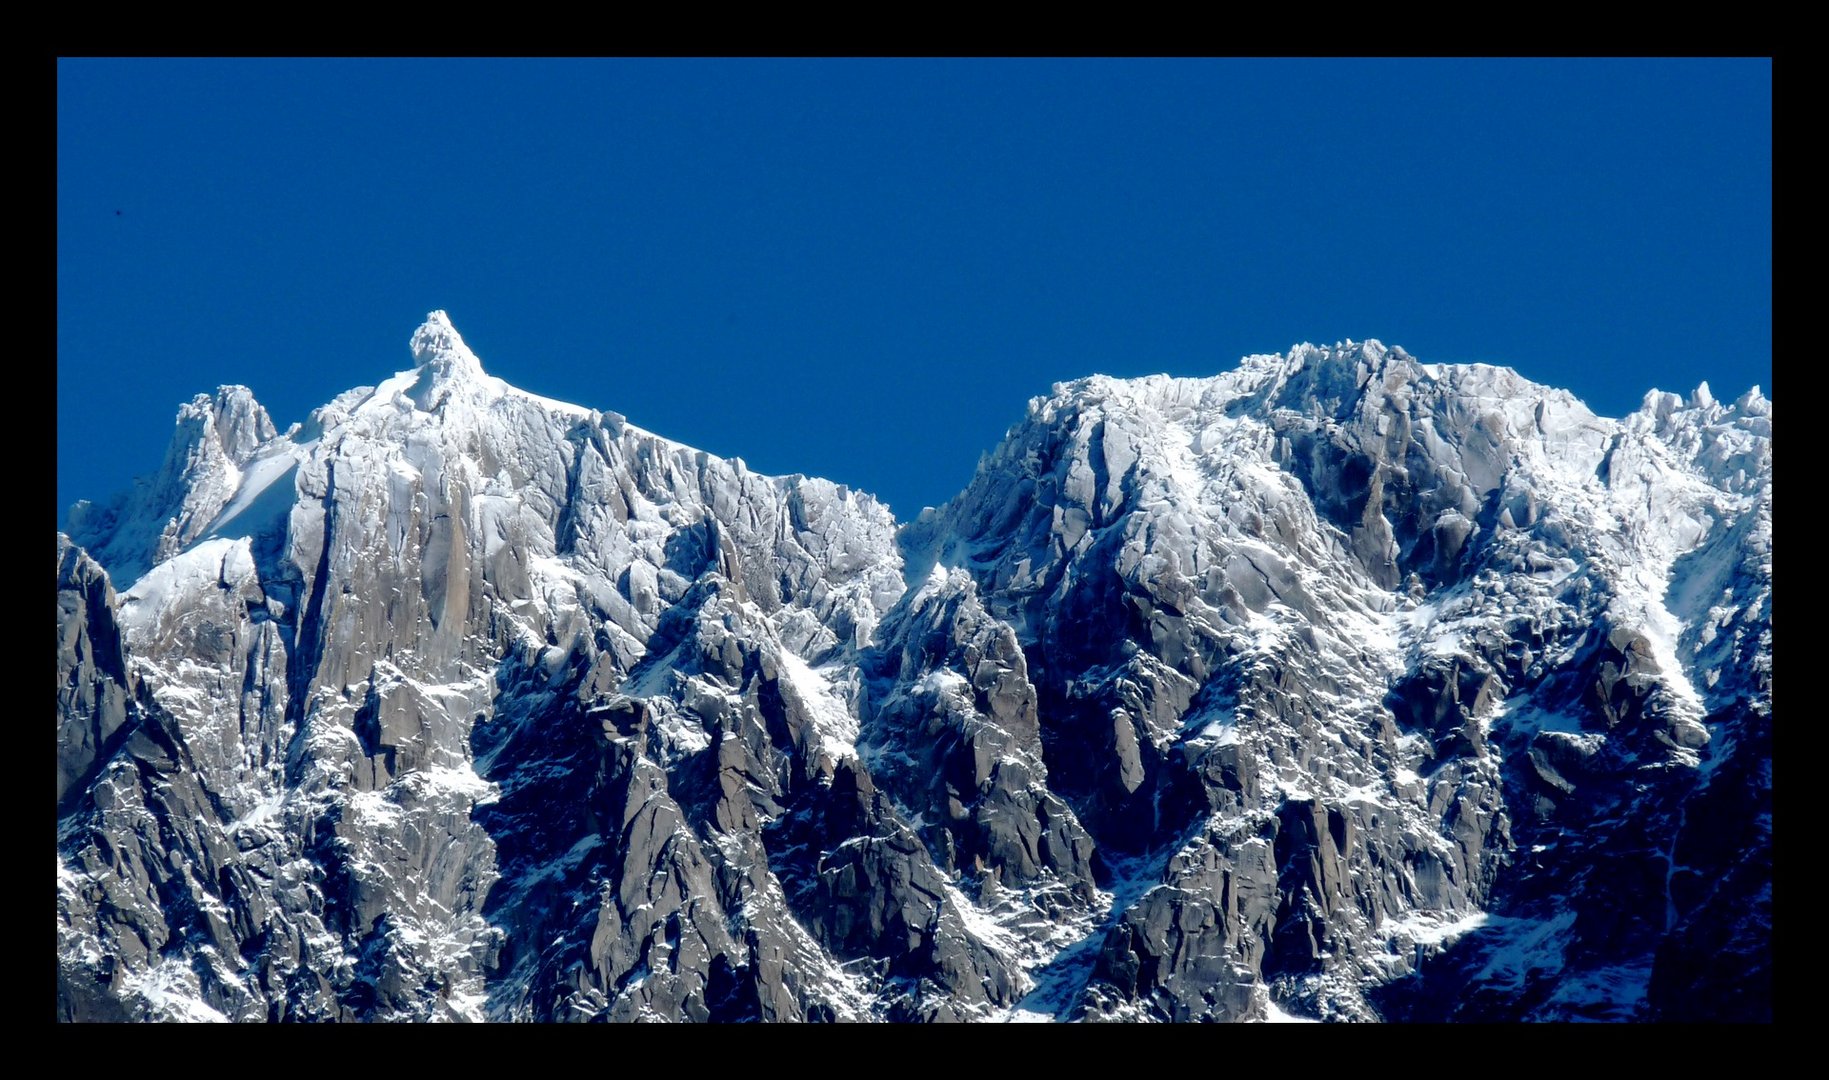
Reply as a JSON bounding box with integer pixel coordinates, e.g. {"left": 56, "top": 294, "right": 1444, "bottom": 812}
{"left": 57, "top": 317, "right": 1771, "bottom": 1022}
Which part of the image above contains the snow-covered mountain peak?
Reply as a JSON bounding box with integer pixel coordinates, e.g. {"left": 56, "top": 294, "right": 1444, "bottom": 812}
{"left": 181, "top": 385, "right": 275, "bottom": 461}
{"left": 1293, "top": 336, "right": 1392, "bottom": 366}
{"left": 409, "top": 309, "right": 483, "bottom": 377}
{"left": 64, "top": 382, "right": 279, "bottom": 585}
{"left": 57, "top": 318, "right": 1773, "bottom": 1025}
{"left": 398, "top": 309, "right": 502, "bottom": 413}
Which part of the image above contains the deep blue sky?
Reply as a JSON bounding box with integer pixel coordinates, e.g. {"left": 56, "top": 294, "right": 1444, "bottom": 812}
{"left": 58, "top": 58, "right": 1771, "bottom": 523}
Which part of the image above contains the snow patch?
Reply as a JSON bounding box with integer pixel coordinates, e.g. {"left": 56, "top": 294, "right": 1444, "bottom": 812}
{"left": 777, "top": 649, "right": 859, "bottom": 759}
{"left": 1381, "top": 909, "right": 1489, "bottom": 948}
{"left": 118, "top": 537, "right": 252, "bottom": 640}
{"left": 126, "top": 962, "right": 230, "bottom": 1023}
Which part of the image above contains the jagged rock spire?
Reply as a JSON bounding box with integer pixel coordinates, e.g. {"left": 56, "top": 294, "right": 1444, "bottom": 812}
{"left": 410, "top": 310, "right": 486, "bottom": 378}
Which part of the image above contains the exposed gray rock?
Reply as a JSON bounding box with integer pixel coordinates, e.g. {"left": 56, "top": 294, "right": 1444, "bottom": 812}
{"left": 57, "top": 537, "right": 136, "bottom": 810}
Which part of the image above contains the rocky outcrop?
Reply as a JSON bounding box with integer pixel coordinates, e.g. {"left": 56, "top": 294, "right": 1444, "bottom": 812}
{"left": 57, "top": 537, "right": 137, "bottom": 810}
{"left": 57, "top": 318, "right": 1771, "bottom": 1022}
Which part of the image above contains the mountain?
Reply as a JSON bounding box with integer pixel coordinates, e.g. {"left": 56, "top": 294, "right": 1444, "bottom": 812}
{"left": 56, "top": 312, "right": 1771, "bottom": 1022}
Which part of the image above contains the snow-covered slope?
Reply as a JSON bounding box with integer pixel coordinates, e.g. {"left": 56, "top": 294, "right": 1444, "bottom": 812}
{"left": 56, "top": 316, "right": 1771, "bottom": 1022}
